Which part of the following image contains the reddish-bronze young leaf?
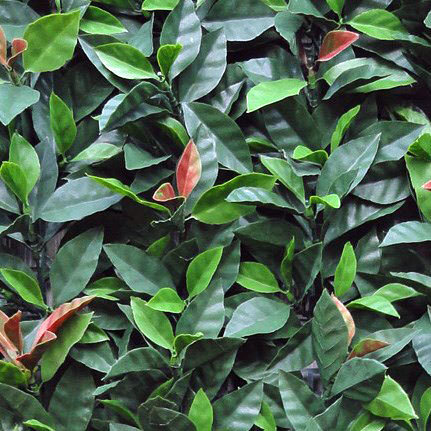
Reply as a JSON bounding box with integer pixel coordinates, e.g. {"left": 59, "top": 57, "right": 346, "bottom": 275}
{"left": 176, "top": 140, "right": 201, "bottom": 198}
{"left": 153, "top": 182, "right": 176, "bottom": 202}
{"left": 7, "top": 38, "right": 28, "bottom": 68}
{"left": 3, "top": 311, "right": 23, "bottom": 353}
{"left": 0, "top": 26, "right": 7, "bottom": 68}
{"left": 0, "top": 312, "right": 20, "bottom": 361}
{"left": 422, "top": 180, "right": 431, "bottom": 191}
{"left": 318, "top": 31, "right": 359, "bottom": 62}
{"left": 331, "top": 294, "right": 355, "bottom": 345}
{"left": 348, "top": 338, "right": 390, "bottom": 359}
{"left": 17, "top": 331, "right": 57, "bottom": 370}
{"left": 32, "top": 296, "right": 95, "bottom": 347}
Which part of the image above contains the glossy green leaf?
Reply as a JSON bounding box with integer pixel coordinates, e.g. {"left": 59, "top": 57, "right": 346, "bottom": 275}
{"left": 147, "top": 288, "right": 185, "bottom": 313}
{"left": 187, "top": 246, "right": 223, "bottom": 298}
{"left": 420, "top": 387, "right": 431, "bottom": 431}
{"left": 178, "top": 29, "right": 227, "bottom": 103}
{"left": 330, "top": 105, "right": 360, "bottom": 152}
{"left": 292, "top": 146, "right": 328, "bottom": 165}
{"left": 225, "top": 297, "right": 290, "bottom": 337}
{"left": 348, "top": 296, "right": 400, "bottom": 318}
{"left": 334, "top": 242, "right": 357, "bottom": 297}
{"left": 0, "top": 162, "right": 28, "bottom": 205}
{"left": 0, "top": 360, "right": 29, "bottom": 387}
{"left": 255, "top": 401, "right": 277, "bottom": 431}
{"left": 373, "top": 283, "right": 421, "bottom": 303}
{"left": 0, "top": 268, "right": 46, "bottom": 310}
{"left": 381, "top": 221, "right": 431, "bottom": 247}
{"left": 188, "top": 389, "right": 213, "bottom": 431}
{"left": 203, "top": 0, "right": 275, "bottom": 41}
{"left": 142, "top": 0, "right": 180, "bottom": 10}
{"left": 236, "top": 262, "right": 281, "bottom": 293}
{"left": 72, "top": 143, "right": 122, "bottom": 162}
{"left": 260, "top": 0, "right": 287, "bottom": 12}
{"left": 309, "top": 194, "right": 340, "bottom": 208}
{"left": 226, "top": 187, "right": 295, "bottom": 210}
{"left": 192, "top": 173, "right": 276, "bottom": 224}
{"left": 365, "top": 376, "right": 418, "bottom": 420}
{"left": 23, "top": 10, "right": 80, "bottom": 72}
{"left": 406, "top": 154, "right": 431, "bottom": 221}
{"left": 81, "top": 6, "right": 127, "bottom": 35}
{"left": 131, "top": 297, "right": 174, "bottom": 350}
{"left": 247, "top": 78, "right": 306, "bottom": 112}
{"left": 157, "top": 43, "right": 182, "bottom": 78}
{"left": 326, "top": 0, "right": 344, "bottom": 16}
{"left": 160, "top": 0, "right": 202, "bottom": 79}
{"left": 41, "top": 313, "right": 93, "bottom": 382}
{"left": 22, "top": 420, "right": 55, "bottom": 431}
{"left": 95, "top": 43, "right": 157, "bottom": 79}
{"left": 49, "top": 92, "right": 76, "bottom": 156}
{"left": 50, "top": 227, "right": 104, "bottom": 306}
{"left": 0, "top": 84, "right": 40, "bottom": 126}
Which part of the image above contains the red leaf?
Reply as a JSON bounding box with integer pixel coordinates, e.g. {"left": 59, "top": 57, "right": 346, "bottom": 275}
{"left": 176, "top": 140, "right": 201, "bottom": 198}
{"left": 331, "top": 294, "right": 355, "bottom": 345}
{"left": 152, "top": 182, "right": 176, "bottom": 202}
{"left": 7, "top": 38, "right": 28, "bottom": 68}
{"left": 0, "top": 26, "right": 7, "bottom": 69}
{"left": 32, "top": 296, "right": 95, "bottom": 347}
{"left": 3, "top": 311, "right": 23, "bottom": 353}
{"left": 422, "top": 180, "right": 431, "bottom": 191}
{"left": 318, "top": 31, "right": 359, "bottom": 62}
{"left": 348, "top": 338, "right": 389, "bottom": 359}
{"left": 0, "top": 311, "right": 20, "bottom": 361}
{"left": 17, "top": 331, "right": 56, "bottom": 370}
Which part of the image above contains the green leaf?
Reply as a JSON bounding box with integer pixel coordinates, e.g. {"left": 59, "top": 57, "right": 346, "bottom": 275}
{"left": 183, "top": 102, "right": 252, "bottom": 174}
{"left": 255, "top": 401, "right": 277, "bottom": 431}
{"left": 192, "top": 173, "right": 276, "bottom": 224}
{"left": 173, "top": 332, "right": 203, "bottom": 356}
{"left": 160, "top": 0, "right": 202, "bottom": 79}
{"left": 292, "top": 146, "right": 328, "bottom": 165}
{"left": 0, "top": 268, "right": 46, "bottom": 310}
{"left": 279, "top": 371, "right": 325, "bottom": 431}
{"left": 420, "top": 387, "right": 431, "bottom": 431}
{"left": 236, "top": 262, "right": 280, "bottom": 293}
{"left": 22, "top": 420, "right": 55, "bottom": 431}
{"left": 334, "top": 242, "right": 357, "bottom": 297}
{"left": 331, "top": 358, "right": 387, "bottom": 402}
{"left": 147, "top": 288, "right": 185, "bottom": 313}
{"left": 0, "top": 1, "right": 39, "bottom": 40}
{"left": 406, "top": 154, "right": 431, "bottom": 221}
{"left": 95, "top": 43, "right": 157, "bottom": 79}
{"left": 330, "top": 105, "right": 361, "bottom": 152}
{"left": 49, "top": 92, "right": 77, "bottom": 156}
{"left": 326, "top": 0, "right": 344, "bottom": 16}
{"left": 261, "top": 155, "right": 305, "bottom": 203}
{"left": 380, "top": 221, "right": 431, "bottom": 247}
{"left": 71, "top": 143, "right": 122, "bottom": 162}
{"left": 188, "top": 389, "right": 213, "bottom": 431}
{"left": 40, "top": 177, "right": 121, "bottom": 222}
{"left": 0, "top": 162, "right": 29, "bottom": 205}
{"left": 124, "top": 144, "right": 170, "bottom": 170}
{"left": 364, "top": 376, "right": 418, "bottom": 420}
{"left": 203, "top": 0, "right": 275, "bottom": 42}
{"left": 104, "top": 243, "right": 174, "bottom": 295}
{"left": 23, "top": 10, "right": 80, "bottom": 72}
{"left": 88, "top": 175, "right": 170, "bottom": 214}
{"left": 226, "top": 187, "right": 296, "bottom": 210}
{"left": 142, "top": 0, "right": 180, "bottom": 10}
{"left": 224, "top": 297, "right": 290, "bottom": 337}
{"left": 0, "top": 360, "right": 29, "bottom": 387}
{"left": 157, "top": 43, "right": 182, "bottom": 78}
{"left": 312, "top": 290, "right": 348, "bottom": 386}
{"left": 309, "top": 194, "right": 340, "bottom": 209}
{"left": 50, "top": 227, "right": 104, "bottom": 306}
{"left": 176, "top": 280, "right": 225, "bottom": 338}
{"left": 373, "top": 283, "right": 421, "bottom": 303}
{"left": 49, "top": 363, "right": 95, "bottom": 431}
{"left": 41, "top": 312, "right": 93, "bottom": 382}
{"left": 246, "top": 78, "right": 306, "bottom": 112}
{"left": 348, "top": 296, "right": 400, "bottom": 318}
{"left": 79, "top": 323, "right": 109, "bottom": 344}
{"left": 131, "top": 297, "right": 174, "bottom": 350}
{"left": 0, "top": 84, "right": 40, "bottom": 126}
{"left": 187, "top": 246, "right": 223, "bottom": 298}
{"left": 9, "top": 133, "right": 40, "bottom": 194}
{"left": 81, "top": 6, "right": 127, "bottom": 35}
{"left": 213, "top": 382, "right": 264, "bottom": 431}
{"left": 178, "top": 29, "right": 227, "bottom": 103}
{"left": 260, "top": 0, "right": 287, "bottom": 12}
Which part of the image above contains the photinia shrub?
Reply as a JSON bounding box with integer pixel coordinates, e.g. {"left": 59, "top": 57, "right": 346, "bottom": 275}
{"left": 0, "top": 0, "right": 431, "bottom": 430}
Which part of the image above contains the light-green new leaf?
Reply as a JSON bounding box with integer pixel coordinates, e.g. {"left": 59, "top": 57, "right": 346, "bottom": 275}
{"left": 49, "top": 93, "right": 76, "bottom": 156}
{"left": 334, "top": 242, "right": 357, "bottom": 296}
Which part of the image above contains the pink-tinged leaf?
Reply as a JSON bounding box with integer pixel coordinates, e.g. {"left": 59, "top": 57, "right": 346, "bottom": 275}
{"left": 153, "top": 182, "right": 176, "bottom": 202}
{"left": 331, "top": 294, "right": 355, "bottom": 345}
{"left": 32, "top": 296, "right": 95, "bottom": 347}
{"left": 7, "top": 38, "right": 28, "bottom": 68}
{"left": 348, "top": 338, "right": 389, "bottom": 359}
{"left": 0, "top": 26, "right": 7, "bottom": 69}
{"left": 3, "top": 311, "right": 23, "bottom": 353}
{"left": 422, "top": 180, "right": 431, "bottom": 191}
{"left": 17, "top": 331, "right": 56, "bottom": 370}
{"left": 318, "top": 31, "right": 359, "bottom": 62}
{"left": 0, "top": 309, "right": 8, "bottom": 323}
{"left": 176, "top": 140, "right": 202, "bottom": 198}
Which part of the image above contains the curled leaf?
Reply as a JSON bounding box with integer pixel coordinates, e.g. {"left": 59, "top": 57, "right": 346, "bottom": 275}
{"left": 3, "top": 311, "right": 23, "bottom": 353}
{"left": 176, "top": 140, "right": 201, "bottom": 198}
{"left": 153, "top": 182, "right": 176, "bottom": 202}
{"left": 331, "top": 293, "right": 355, "bottom": 345}
{"left": 16, "top": 331, "right": 56, "bottom": 370}
{"left": 348, "top": 338, "right": 390, "bottom": 359}
{"left": 7, "top": 38, "right": 28, "bottom": 68}
{"left": 318, "top": 30, "right": 359, "bottom": 62}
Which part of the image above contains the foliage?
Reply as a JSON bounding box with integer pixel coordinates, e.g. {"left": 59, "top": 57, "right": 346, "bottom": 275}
{"left": 0, "top": 0, "right": 431, "bottom": 430}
